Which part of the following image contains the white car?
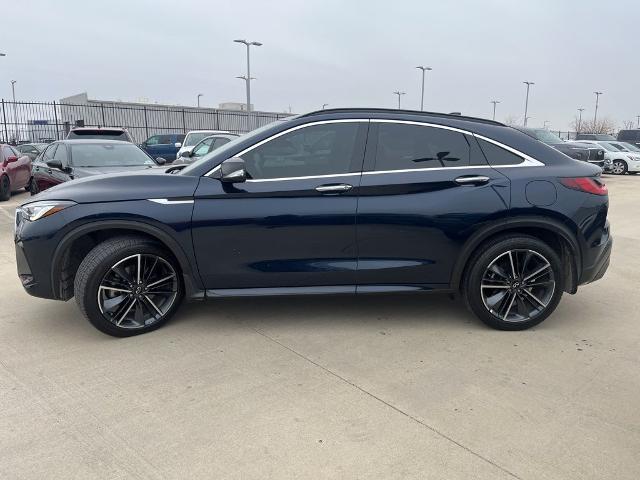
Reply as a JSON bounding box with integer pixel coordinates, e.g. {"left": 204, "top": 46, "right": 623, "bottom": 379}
{"left": 176, "top": 130, "right": 230, "bottom": 160}
{"left": 577, "top": 140, "right": 640, "bottom": 175}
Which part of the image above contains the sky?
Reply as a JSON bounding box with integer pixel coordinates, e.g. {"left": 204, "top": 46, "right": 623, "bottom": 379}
{"left": 1, "top": 0, "right": 638, "bottom": 131}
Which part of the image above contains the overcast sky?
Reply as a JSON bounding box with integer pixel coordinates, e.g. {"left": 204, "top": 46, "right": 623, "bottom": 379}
{"left": 1, "top": 0, "right": 637, "bottom": 130}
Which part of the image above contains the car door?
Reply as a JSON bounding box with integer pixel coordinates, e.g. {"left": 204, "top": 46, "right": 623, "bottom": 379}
{"left": 143, "top": 135, "right": 161, "bottom": 157}
{"left": 355, "top": 120, "right": 510, "bottom": 290}
{"left": 155, "top": 135, "right": 174, "bottom": 159}
{"left": 4, "top": 146, "right": 30, "bottom": 188}
{"left": 191, "top": 120, "right": 368, "bottom": 292}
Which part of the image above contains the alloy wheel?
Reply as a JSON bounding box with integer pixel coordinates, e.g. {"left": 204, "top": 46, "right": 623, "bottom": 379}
{"left": 480, "top": 249, "right": 555, "bottom": 323}
{"left": 97, "top": 253, "right": 178, "bottom": 329}
{"left": 612, "top": 161, "right": 625, "bottom": 175}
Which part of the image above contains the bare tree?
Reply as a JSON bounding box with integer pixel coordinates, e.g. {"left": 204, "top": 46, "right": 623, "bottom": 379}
{"left": 570, "top": 117, "right": 616, "bottom": 134}
{"left": 622, "top": 119, "right": 636, "bottom": 130}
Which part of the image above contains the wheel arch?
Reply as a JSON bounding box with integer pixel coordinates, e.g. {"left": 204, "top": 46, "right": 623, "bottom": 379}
{"left": 51, "top": 220, "right": 201, "bottom": 301}
{"left": 451, "top": 216, "right": 581, "bottom": 294}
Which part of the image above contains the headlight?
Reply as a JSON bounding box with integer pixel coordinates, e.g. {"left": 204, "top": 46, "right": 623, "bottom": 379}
{"left": 17, "top": 200, "right": 76, "bottom": 222}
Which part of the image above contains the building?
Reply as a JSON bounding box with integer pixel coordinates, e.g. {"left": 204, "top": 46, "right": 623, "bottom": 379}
{"left": 57, "top": 93, "right": 289, "bottom": 143}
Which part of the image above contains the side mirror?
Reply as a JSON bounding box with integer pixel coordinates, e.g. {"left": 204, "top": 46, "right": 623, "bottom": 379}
{"left": 219, "top": 157, "right": 247, "bottom": 183}
{"left": 175, "top": 142, "right": 182, "bottom": 148}
{"left": 180, "top": 150, "right": 192, "bottom": 158}
{"left": 46, "top": 159, "right": 63, "bottom": 170}
{"left": 155, "top": 157, "right": 166, "bottom": 165}
{"left": 6, "top": 155, "right": 18, "bottom": 164}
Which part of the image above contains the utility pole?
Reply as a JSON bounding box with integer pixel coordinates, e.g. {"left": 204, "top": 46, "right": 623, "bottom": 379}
{"left": 11, "top": 80, "right": 17, "bottom": 143}
{"left": 523, "top": 81, "right": 534, "bottom": 126}
{"left": 636, "top": 115, "right": 639, "bottom": 128}
{"left": 197, "top": 93, "right": 203, "bottom": 108}
{"left": 490, "top": 100, "right": 500, "bottom": 121}
{"left": 234, "top": 39, "right": 262, "bottom": 112}
{"left": 593, "top": 91, "right": 603, "bottom": 125}
{"left": 577, "top": 108, "right": 585, "bottom": 133}
{"left": 393, "top": 91, "right": 406, "bottom": 109}
{"left": 415, "top": 66, "right": 432, "bottom": 111}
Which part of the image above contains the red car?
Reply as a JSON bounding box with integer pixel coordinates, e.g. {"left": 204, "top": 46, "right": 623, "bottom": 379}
{"left": 1, "top": 144, "right": 32, "bottom": 201}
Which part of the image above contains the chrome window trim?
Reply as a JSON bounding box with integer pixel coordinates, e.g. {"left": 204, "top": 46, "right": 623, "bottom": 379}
{"left": 148, "top": 198, "right": 194, "bottom": 205}
{"left": 204, "top": 119, "right": 369, "bottom": 177}
{"left": 204, "top": 117, "right": 545, "bottom": 180}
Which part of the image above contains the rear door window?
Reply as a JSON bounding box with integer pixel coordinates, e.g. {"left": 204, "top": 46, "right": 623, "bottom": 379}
{"left": 373, "top": 123, "right": 472, "bottom": 171}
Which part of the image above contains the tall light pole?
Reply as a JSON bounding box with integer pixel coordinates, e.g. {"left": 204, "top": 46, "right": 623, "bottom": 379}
{"left": 197, "top": 93, "right": 203, "bottom": 108}
{"left": 593, "top": 91, "right": 603, "bottom": 125}
{"left": 393, "top": 91, "right": 406, "bottom": 109}
{"left": 523, "top": 81, "right": 534, "bottom": 126}
{"left": 234, "top": 39, "right": 262, "bottom": 112}
{"left": 577, "top": 108, "right": 585, "bottom": 133}
{"left": 322, "top": 103, "right": 329, "bottom": 109}
{"left": 636, "top": 115, "right": 640, "bottom": 128}
{"left": 490, "top": 100, "right": 500, "bottom": 121}
{"left": 415, "top": 66, "right": 432, "bottom": 111}
{"left": 543, "top": 120, "right": 550, "bottom": 129}
{"left": 11, "top": 80, "right": 17, "bottom": 143}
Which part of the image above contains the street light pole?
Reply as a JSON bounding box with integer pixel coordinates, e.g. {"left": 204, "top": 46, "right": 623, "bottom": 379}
{"left": 322, "top": 103, "right": 329, "bottom": 109}
{"left": 415, "top": 66, "right": 432, "bottom": 111}
{"left": 234, "top": 39, "right": 262, "bottom": 112}
{"left": 593, "top": 91, "right": 603, "bottom": 125}
{"left": 393, "top": 91, "right": 406, "bottom": 109}
{"left": 523, "top": 81, "right": 534, "bottom": 126}
{"left": 11, "top": 80, "right": 17, "bottom": 143}
{"left": 197, "top": 93, "right": 203, "bottom": 108}
{"left": 490, "top": 100, "right": 500, "bottom": 121}
{"left": 577, "top": 108, "right": 585, "bottom": 133}
{"left": 637, "top": 115, "right": 640, "bottom": 128}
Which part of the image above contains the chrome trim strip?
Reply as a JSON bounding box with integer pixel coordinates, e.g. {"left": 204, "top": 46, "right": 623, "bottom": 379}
{"left": 205, "top": 119, "right": 369, "bottom": 177}
{"left": 148, "top": 198, "right": 194, "bottom": 205}
{"left": 247, "top": 172, "right": 360, "bottom": 183}
{"left": 363, "top": 165, "right": 493, "bottom": 176}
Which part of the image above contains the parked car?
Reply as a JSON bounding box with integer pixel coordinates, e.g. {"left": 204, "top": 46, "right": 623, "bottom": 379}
{"left": 575, "top": 133, "right": 616, "bottom": 141}
{"left": 576, "top": 140, "right": 640, "bottom": 175}
{"left": 140, "top": 133, "right": 186, "bottom": 162}
{"left": 30, "top": 140, "right": 164, "bottom": 194}
{"left": 516, "top": 128, "right": 605, "bottom": 168}
{"left": 66, "top": 127, "right": 134, "bottom": 142}
{"left": 16, "top": 143, "right": 47, "bottom": 161}
{"left": 617, "top": 129, "right": 640, "bottom": 148}
{"left": 14, "top": 108, "right": 612, "bottom": 337}
{"left": 1, "top": 144, "right": 31, "bottom": 201}
{"left": 173, "top": 134, "right": 239, "bottom": 164}
{"left": 176, "top": 130, "right": 230, "bottom": 159}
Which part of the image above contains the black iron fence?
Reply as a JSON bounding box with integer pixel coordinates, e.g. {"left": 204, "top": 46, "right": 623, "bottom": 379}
{"left": 0, "top": 99, "right": 291, "bottom": 144}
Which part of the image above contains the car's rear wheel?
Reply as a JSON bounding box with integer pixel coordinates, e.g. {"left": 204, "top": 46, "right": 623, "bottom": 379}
{"left": 612, "top": 160, "right": 627, "bottom": 175}
{"left": 74, "top": 236, "right": 183, "bottom": 337}
{"left": 464, "top": 235, "right": 564, "bottom": 330}
{"left": 0, "top": 175, "right": 10, "bottom": 201}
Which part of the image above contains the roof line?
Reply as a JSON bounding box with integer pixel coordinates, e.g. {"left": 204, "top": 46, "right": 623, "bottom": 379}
{"left": 300, "top": 108, "right": 505, "bottom": 126}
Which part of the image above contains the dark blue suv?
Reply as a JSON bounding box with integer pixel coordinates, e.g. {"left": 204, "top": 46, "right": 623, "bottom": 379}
{"left": 14, "top": 109, "right": 612, "bottom": 336}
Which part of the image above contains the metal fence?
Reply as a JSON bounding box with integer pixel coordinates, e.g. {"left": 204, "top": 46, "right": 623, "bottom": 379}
{"left": 0, "top": 100, "right": 291, "bottom": 144}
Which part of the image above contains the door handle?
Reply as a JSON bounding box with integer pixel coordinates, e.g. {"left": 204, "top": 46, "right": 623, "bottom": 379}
{"left": 454, "top": 175, "right": 490, "bottom": 186}
{"left": 315, "top": 183, "right": 353, "bottom": 194}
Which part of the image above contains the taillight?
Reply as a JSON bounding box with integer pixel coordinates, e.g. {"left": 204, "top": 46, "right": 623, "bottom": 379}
{"left": 560, "top": 177, "right": 608, "bottom": 196}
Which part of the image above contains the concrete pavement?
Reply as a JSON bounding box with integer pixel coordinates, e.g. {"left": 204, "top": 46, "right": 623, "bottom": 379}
{"left": 1, "top": 176, "right": 639, "bottom": 479}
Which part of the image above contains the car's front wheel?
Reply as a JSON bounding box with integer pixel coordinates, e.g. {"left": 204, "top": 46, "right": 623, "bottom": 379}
{"left": 74, "top": 236, "right": 183, "bottom": 337}
{"left": 464, "top": 235, "right": 564, "bottom": 330}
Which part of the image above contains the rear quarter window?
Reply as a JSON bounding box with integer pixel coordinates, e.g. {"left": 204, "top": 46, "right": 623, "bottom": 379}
{"left": 477, "top": 138, "right": 524, "bottom": 166}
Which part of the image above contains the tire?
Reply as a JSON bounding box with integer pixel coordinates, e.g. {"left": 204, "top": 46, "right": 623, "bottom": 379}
{"left": 463, "top": 235, "right": 564, "bottom": 330}
{"left": 29, "top": 177, "right": 39, "bottom": 195}
{"left": 74, "top": 236, "right": 183, "bottom": 337}
{"left": 612, "top": 160, "right": 628, "bottom": 175}
{"left": 0, "top": 175, "right": 10, "bottom": 201}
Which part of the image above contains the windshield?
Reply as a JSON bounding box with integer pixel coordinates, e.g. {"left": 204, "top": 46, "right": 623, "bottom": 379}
{"left": 533, "top": 129, "right": 564, "bottom": 144}
{"left": 69, "top": 143, "right": 157, "bottom": 167}
{"left": 179, "top": 120, "right": 289, "bottom": 175}
{"left": 614, "top": 142, "right": 640, "bottom": 152}
{"left": 184, "top": 132, "right": 216, "bottom": 147}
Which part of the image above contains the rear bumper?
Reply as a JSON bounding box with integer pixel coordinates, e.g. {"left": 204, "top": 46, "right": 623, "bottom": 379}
{"left": 579, "top": 235, "right": 612, "bottom": 286}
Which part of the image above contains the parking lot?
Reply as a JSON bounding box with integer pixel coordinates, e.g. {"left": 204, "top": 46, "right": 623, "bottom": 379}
{"left": 0, "top": 175, "right": 638, "bottom": 479}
